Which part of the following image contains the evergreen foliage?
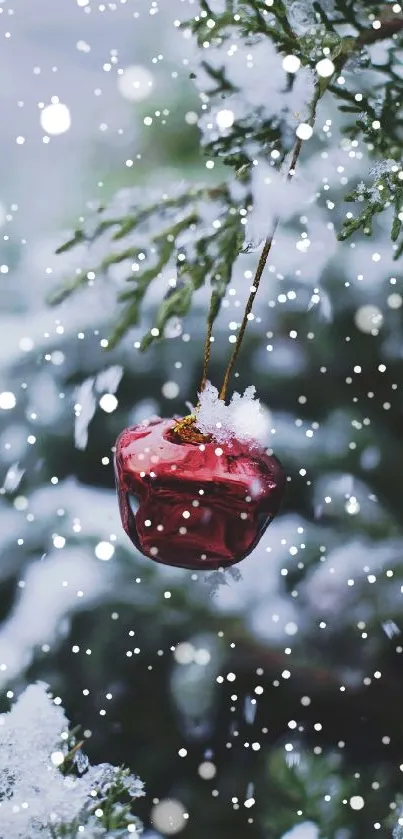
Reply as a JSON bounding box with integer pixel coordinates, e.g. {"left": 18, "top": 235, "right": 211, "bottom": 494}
{"left": 51, "top": 0, "right": 403, "bottom": 350}
{"left": 1, "top": 2, "right": 403, "bottom": 837}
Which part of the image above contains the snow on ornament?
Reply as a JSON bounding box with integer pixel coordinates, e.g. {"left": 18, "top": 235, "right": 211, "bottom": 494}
{"left": 114, "top": 383, "right": 286, "bottom": 571}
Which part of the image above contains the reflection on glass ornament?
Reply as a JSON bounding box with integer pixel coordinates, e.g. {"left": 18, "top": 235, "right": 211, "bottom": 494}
{"left": 114, "top": 415, "right": 286, "bottom": 570}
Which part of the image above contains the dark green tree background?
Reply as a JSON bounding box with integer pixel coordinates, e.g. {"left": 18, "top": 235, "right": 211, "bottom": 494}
{"left": 1, "top": 1, "right": 403, "bottom": 837}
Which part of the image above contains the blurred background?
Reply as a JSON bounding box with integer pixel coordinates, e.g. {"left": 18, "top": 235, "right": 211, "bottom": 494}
{"left": 1, "top": 1, "right": 403, "bottom": 837}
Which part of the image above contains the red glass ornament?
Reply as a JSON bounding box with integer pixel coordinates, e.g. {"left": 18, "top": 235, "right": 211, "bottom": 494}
{"left": 114, "top": 416, "right": 286, "bottom": 571}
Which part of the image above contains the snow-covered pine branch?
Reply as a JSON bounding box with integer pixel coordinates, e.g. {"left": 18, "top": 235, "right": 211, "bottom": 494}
{"left": 0, "top": 683, "right": 144, "bottom": 839}
{"left": 49, "top": 0, "right": 403, "bottom": 353}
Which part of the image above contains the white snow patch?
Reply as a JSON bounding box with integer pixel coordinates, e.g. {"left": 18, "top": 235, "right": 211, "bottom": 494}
{"left": 245, "top": 164, "right": 309, "bottom": 251}
{"left": 304, "top": 538, "right": 403, "bottom": 617}
{"left": 281, "top": 822, "right": 319, "bottom": 839}
{"left": 0, "top": 683, "right": 144, "bottom": 838}
{"left": 195, "top": 37, "right": 314, "bottom": 143}
{"left": 74, "top": 377, "right": 96, "bottom": 450}
{"left": 195, "top": 381, "right": 271, "bottom": 445}
{"left": 2, "top": 462, "right": 25, "bottom": 493}
{"left": 0, "top": 548, "right": 108, "bottom": 690}
{"left": 95, "top": 364, "right": 123, "bottom": 394}
{"left": 74, "top": 366, "right": 123, "bottom": 449}
{"left": 307, "top": 287, "right": 333, "bottom": 322}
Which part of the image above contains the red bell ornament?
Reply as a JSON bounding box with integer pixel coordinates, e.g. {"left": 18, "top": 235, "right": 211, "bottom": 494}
{"left": 114, "top": 412, "right": 286, "bottom": 571}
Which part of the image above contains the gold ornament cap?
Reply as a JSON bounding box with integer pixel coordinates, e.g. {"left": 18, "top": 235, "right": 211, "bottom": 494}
{"left": 172, "top": 414, "right": 212, "bottom": 445}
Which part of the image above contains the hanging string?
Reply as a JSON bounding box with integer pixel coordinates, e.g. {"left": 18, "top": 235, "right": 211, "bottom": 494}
{"left": 197, "top": 16, "right": 403, "bottom": 402}
{"left": 218, "top": 136, "right": 303, "bottom": 401}
{"left": 198, "top": 293, "right": 218, "bottom": 396}
{"left": 197, "top": 136, "right": 304, "bottom": 401}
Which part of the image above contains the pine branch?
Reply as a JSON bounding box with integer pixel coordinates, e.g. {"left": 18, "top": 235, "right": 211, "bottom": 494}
{"left": 339, "top": 163, "right": 403, "bottom": 257}
{"left": 49, "top": 0, "right": 403, "bottom": 358}
{"left": 0, "top": 684, "right": 144, "bottom": 838}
